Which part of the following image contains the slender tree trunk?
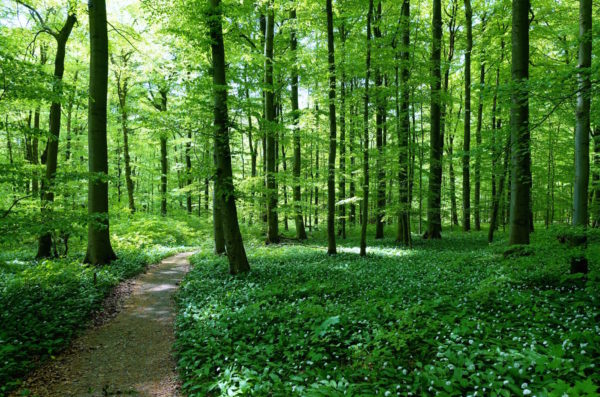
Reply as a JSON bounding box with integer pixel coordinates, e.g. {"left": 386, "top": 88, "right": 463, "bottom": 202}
{"left": 349, "top": 80, "right": 356, "bottom": 226}
{"left": 489, "top": 134, "right": 511, "bottom": 243}
{"left": 508, "top": 0, "right": 531, "bottom": 245}
{"left": 462, "top": 0, "right": 472, "bottom": 232}
{"left": 290, "top": 8, "right": 307, "bottom": 240}
{"left": 115, "top": 70, "right": 136, "bottom": 213}
{"left": 338, "top": 23, "right": 347, "bottom": 240}
{"left": 396, "top": 0, "right": 411, "bottom": 246}
{"left": 426, "top": 0, "right": 443, "bottom": 239}
{"left": 37, "top": 13, "right": 77, "bottom": 259}
{"left": 208, "top": 0, "right": 250, "bottom": 274}
{"left": 474, "top": 34, "right": 485, "bottom": 231}
{"left": 374, "top": 1, "right": 385, "bottom": 240}
{"left": 85, "top": 0, "right": 116, "bottom": 265}
{"left": 360, "top": 0, "right": 374, "bottom": 256}
{"left": 65, "top": 70, "right": 78, "bottom": 162}
{"left": 325, "top": 0, "right": 337, "bottom": 255}
{"left": 186, "top": 129, "right": 193, "bottom": 214}
{"left": 264, "top": 4, "right": 279, "bottom": 244}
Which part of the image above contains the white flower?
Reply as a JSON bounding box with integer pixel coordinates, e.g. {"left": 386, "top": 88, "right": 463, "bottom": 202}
{"left": 523, "top": 390, "right": 531, "bottom": 395}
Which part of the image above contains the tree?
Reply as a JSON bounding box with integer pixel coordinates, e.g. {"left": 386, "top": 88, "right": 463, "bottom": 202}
{"left": 359, "top": 0, "right": 374, "bottom": 257}
{"left": 208, "top": 0, "right": 250, "bottom": 274}
{"left": 325, "top": 0, "right": 337, "bottom": 255}
{"left": 85, "top": 0, "right": 116, "bottom": 265}
{"left": 290, "top": 7, "right": 307, "bottom": 240}
{"left": 508, "top": 0, "right": 531, "bottom": 246}
{"left": 396, "top": 0, "right": 411, "bottom": 247}
{"left": 426, "top": 0, "right": 443, "bottom": 239}
{"left": 462, "top": 0, "right": 472, "bottom": 232}
{"left": 573, "top": 0, "right": 591, "bottom": 227}
{"left": 113, "top": 51, "right": 136, "bottom": 213}
{"left": 15, "top": 1, "right": 77, "bottom": 258}
{"left": 264, "top": 2, "right": 279, "bottom": 244}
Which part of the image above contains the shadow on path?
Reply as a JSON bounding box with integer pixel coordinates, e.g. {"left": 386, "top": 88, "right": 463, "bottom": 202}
{"left": 16, "top": 252, "right": 194, "bottom": 397}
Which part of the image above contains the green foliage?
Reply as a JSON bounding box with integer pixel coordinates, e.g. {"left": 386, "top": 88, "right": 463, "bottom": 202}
{"left": 0, "top": 211, "right": 202, "bottom": 394}
{"left": 175, "top": 229, "right": 599, "bottom": 396}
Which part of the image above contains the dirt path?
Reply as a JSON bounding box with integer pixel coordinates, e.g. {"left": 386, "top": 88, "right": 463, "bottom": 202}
{"left": 16, "top": 252, "right": 193, "bottom": 397}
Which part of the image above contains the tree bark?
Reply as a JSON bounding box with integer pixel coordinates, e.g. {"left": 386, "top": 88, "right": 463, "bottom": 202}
{"left": 573, "top": 0, "right": 591, "bottom": 227}
{"left": 360, "top": 0, "right": 374, "bottom": 256}
{"left": 208, "top": 0, "right": 250, "bottom": 274}
{"left": 37, "top": 12, "right": 76, "bottom": 259}
{"left": 326, "top": 0, "right": 337, "bottom": 255}
{"left": 426, "top": 0, "right": 443, "bottom": 239}
{"left": 462, "top": 0, "right": 472, "bottom": 232}
{"left": 85, "top": 0, "right": 116, "bottom": 265}
{"left": 508, "top": 0, "right": 531, "bottom": 245}
{"left": 290, "top": 8, "right": 307, "bottom": 240}
{"left": 264, "top": 4, "right": 279, "bottom": 244}
{"left": 374, "top": 1, "right": 385, "bottom": 240}
{"left": 115, "top": 63, "right": 136, "bottom": 213}
{"left": 338, "top": 23, "right": 347, "bottom": 240}
{"left": 396, "top": 0, "right": 411, "bottom": 246}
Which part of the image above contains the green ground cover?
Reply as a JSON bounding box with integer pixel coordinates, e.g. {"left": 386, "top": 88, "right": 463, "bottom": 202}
{"left": 175, "top": 227, "right": 599, "bottom": 397}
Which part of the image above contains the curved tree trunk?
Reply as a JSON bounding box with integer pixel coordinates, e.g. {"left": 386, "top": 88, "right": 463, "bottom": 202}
{"left": 37, "top": 12, "right": 76, "bottom": 259}
{"left": 208, "top": 0, "right": 250, "bottom": 274}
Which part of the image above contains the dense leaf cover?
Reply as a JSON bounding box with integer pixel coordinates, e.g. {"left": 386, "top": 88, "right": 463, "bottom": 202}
{"left": 176, "top": 228, "right": 599, "bottom": 396}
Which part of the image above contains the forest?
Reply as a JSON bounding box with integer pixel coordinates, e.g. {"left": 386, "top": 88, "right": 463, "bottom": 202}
{"left": 0, "top": 0, "right": 599, "bottom": 395}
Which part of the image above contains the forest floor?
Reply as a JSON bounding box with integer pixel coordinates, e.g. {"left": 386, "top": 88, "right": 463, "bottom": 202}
{"left": 14, "top": 252, "right": 193, "bottom": 397}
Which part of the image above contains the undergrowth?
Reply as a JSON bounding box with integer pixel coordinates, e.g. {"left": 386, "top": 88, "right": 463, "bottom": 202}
{"left": 0, "top": 212, "right": 204, "bottom": 395}
{"left": 175, "top": 226, "right": 599, "bottom": 397}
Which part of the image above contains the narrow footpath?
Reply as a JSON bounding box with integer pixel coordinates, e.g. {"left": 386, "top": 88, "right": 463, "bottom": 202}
{"left": 16, "top": 252, "right": 193, "bottom": 397}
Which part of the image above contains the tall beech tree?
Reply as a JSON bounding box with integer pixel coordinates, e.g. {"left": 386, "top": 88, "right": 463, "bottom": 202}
{"left": 208, "top": 0, "right": 250, "bottom": 274}
{"left": 426, "top": 0, "right": 443, "bottom": 239}
{"left": 396, "top": 0, "right": 411, "bottom": 247}
{"left": 15, "top": 1, "right": 78, "bottom": 259}
{"left": 508, "top": 0, "right": 531, "bottom": 245}
{"left": 325, "top": 0, "right": 337, "bottom": 255}
{"left": 290, "top": 8, "right": 307, "bottom": 240}
{"left": 573, "top": 0, "right": 591, "bottom": 228}
{"left": 85, "top": 0, "right": 116, "bottom": 265}
{"left": 359, "top": 0, "right": 374, "bottom": 257}
{"left": 462, "top": 0, "right": 472, "bottom": 232}
{"left": 264, "top": 2, "right": 279, "bottom": 244}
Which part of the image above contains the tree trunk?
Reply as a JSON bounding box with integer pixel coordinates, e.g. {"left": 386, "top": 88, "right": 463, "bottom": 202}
{"left": 426, "top": 0, "right": 443, "bottom": 239}
{"left": 374, "top": 1, "right": 385, "bottom": 240}
{"left": 489, "top": 134, "right": 511, "bottom": 243}
{"left": 573, "top": 0, "right": 591, "bottom": 227}
{"left": 186, "top": 129, "right": 193, "bottom": 214}
{"left": 37, "top": 13, "right": 77, "bottom": 259}
{"left": 462, "top": 0, "right": 472, "bottom": 232}
{"left": 208, "top": 0, "right": 250, "bottom": 274}
{"left": 591, "top": 127, "right": 599, "bottom": 227}
{"left": 396, "top": 0, "right": 411, "bottom": 246}
{"left": 264, "top": 4, "right": 279, "bottom": 244}
{"left": 326, "top": 0, "right": 337, "bottom": 255}
{"left": 338, "top": 23, "right": 347, "bottom": 240}
{"left": 360, "top": 0, "right": 374, "bottom": 256}
{"left": 290, "top": 8, "right": 307, "bottom": 240}
{"left": 115, "top": 68, "right": 136, "bottom": 213}
{"left": 349, "top": 80, "right": 356, "bottom": 226}
{"left": 474, "top": 33, "right": 485, "bottom": 231}
{"left": 508, "top": 0, "right": 531, "bottom": 245}
{"left": 213, "top": 146, "right": 225, "bottom": 254}
{"left": 85, "top": 0, "right": 116, "bottom": 265}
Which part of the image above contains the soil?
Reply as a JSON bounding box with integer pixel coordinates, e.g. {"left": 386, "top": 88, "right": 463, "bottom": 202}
{"left": 14, "top": 252, "right": 193, "bottom": 397}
